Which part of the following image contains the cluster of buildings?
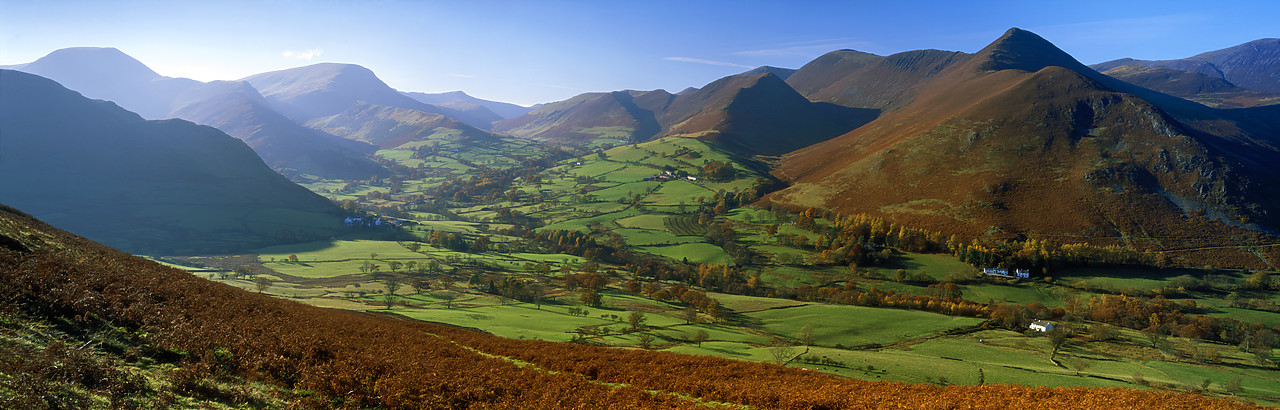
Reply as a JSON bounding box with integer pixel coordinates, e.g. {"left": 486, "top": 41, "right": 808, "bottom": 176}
{"left": 343, "top": 217, "right": 417, "bottom": 228}
{"left": 982, "top": 268, "right": 1030, "bottom": 278}
{"left": 643, "top": 169, "right": 697, "bottom": 182}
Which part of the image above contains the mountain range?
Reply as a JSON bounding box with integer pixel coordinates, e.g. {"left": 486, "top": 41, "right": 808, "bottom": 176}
{"left": 1091, "top": 38, "right": 1280, "bottom": 93}
{"left": 7, "top": 48, "right": 528, "bottom": 179}
{"left": 764, "top": 28, "right": 1280, "bottom": 266}
{"left": 403, "top": 90, "right": 535, "bottom": 119}
{"left": 494, "top": 70, "right": 874, "bottom": 155}
{"left": 4, "top": 30, "right": 1278, "bottom": 265}
{"left": 0, "top": 69, "right": 345, "bottom": 254}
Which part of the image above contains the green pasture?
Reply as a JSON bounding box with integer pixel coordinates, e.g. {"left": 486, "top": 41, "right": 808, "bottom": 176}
{"left": 706, "top": 292, "right": 808, "bottom": 313}
{"left": 745, "top": 304, "right": 984, "bottom": 347}
{"left": 1051, "top": 267, "right": 1205, "bottom": 290}
{"left": 397, "top": 303, "right": 612, "bottom": 342}
{"left": 614, "top": 214, "right": 670, "bottom": 230}
{"left": 614, "top": 228, "right": 696, "bottom": 246}
{"left": 539, "top": 208, "right": 642, "bottom": 232}
{"left": 642, "top": 181, "right": 714, "bottom": 205}
{"left": 957, "top": 283, "right": 1068, "bottom": 306}
{"left": 257, "top": 239, "right": 422, "bottom": 262}
{"left": 638, "top": 243, "right": 732, "bottom": 265}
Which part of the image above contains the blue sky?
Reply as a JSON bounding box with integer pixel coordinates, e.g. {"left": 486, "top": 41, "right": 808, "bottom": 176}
{"left": 2, "top": 0, "right": 1276, "bottom": 106}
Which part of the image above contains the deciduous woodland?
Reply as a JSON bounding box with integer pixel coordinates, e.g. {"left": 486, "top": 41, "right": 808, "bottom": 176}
{"left": 0, "top": 206, "right": 1260, "bottom": 408}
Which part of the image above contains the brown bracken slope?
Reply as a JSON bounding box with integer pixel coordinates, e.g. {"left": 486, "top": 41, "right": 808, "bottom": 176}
{"left": 766, "top": 28, "right": 1280, "bottom": 268}
{"left": 0, "top": 203, "right": 1260, "bottom": 408}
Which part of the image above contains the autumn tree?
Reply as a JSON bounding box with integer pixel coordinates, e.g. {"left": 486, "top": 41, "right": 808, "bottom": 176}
{"left": 770, "top": 339, "right": 797, "bottom": 365}
{"left": 1048, "top": 325, "right": 1072, "bottom": 361}
{"left": 693, "top": 329, "right": 710, "bottom": 347}
{"left": 580, "top": 289, "right": 603, "bottom": 308}
{"left": 638, "top": 333, "right": 655, "bottom": 349}
{"left": 438, "top": 292, "right": 458, "bottom": 309}
{"left": 682, "top": 307, "right": 698, "bottom": 325}
{"left": 628, "top": 311, "right": 647, "bottom": 332}
{"left": 797, "top": 325, "right": 816, "bottom": 346}
{"left": 254, "top": 276, "right": 272, "bottom": 293}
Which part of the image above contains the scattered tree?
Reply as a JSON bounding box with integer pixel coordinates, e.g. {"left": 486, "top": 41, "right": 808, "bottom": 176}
{"left": 1048, "top": 325, "right": 1071, "bottom": 360}
{"left": 638, "top": 333, "right": 655, "bottom": 349}
{"left": 254, "top": 276, "right": 272, "bottom": 293}
{"left": 693, "top": 329, "right": 710, "bottom": 347}
{"left": 628, "top": 311, "right": 647, "bottom": 332}
{"left": 682, "top": 307, "right": 698, "bottom": 324}
{"left": 770, "top": 339, "right": 797, "bottom": 365}
{"left": 438, "top": 292, "right": 458, "bottom": 309}
{"left": 797, "top": 325, "right": 816, "bottom": 346}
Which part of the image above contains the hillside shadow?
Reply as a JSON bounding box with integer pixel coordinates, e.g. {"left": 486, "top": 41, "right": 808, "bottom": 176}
{"left": 814, "top": 102, "right": 879, "bottom": 131}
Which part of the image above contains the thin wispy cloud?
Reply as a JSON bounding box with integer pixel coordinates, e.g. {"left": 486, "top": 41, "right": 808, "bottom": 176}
{"left": 448, "top": 73, "right": 477, "bottom": 78}
{"left": 281, "top": 49, "right": 324, "bottom": 60}
{"left": 663, "top": 57, "right": 752, "bottom": 68}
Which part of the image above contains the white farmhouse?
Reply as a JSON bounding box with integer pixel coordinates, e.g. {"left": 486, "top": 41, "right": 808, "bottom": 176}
{"left": 1029, "top": 320, "right": 1054, "bottom": 332}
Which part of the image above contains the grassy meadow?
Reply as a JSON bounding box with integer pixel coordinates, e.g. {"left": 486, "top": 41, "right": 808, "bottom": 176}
{"left": 164, "top": 135, "right": 1280, "bottom": 405}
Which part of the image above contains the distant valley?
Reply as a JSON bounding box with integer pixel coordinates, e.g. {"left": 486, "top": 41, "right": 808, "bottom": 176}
{"left": 3, "top": 28, "right": 1280, "bottom": 408}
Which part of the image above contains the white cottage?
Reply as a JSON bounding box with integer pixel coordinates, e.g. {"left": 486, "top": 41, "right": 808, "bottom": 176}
{"left": 1029, "top": 320, "right": 1054, "bottom": 332}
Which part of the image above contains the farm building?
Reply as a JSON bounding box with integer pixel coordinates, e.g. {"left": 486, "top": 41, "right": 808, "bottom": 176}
{"left": 1029, "top": 320, "right": 1054, "bottom": 332}
{"left": 982, "top": 268, "right": 1030, "bottom": 278}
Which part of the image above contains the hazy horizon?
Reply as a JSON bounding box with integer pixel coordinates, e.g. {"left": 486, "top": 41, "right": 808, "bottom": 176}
{"left": 3, "top": 0, "right": 1277, "bottom": 106}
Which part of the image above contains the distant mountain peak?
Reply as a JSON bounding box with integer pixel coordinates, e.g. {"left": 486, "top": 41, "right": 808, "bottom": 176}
{"left": 972, "top": 28, "right": 1083, "bottom": 73}
{"left": 25, "top": 47, "right": 161, "bottom": 80}
{"left": 1090, "top": 37, "right": 1280, "bottom": 93}
{"left": 740, "top": 66, "right": 797, "bottom": 81}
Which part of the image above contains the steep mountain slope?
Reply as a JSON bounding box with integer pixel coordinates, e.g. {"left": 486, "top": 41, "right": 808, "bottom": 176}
{"left": 1091, "top": 38, "right": 1280, "bottom": 93}
{"left": 13, "top": 48, "right": 386, "bottom": 179}
{"left": 739, "top": 65, "right": 797, "bottom": 81}
{"left": 169, "top": 80, "right": 387, "bottom": 179}
{"left": 0, "top": 70, "right": 344, "bottom": 254}
{"left": 13, "top": 47, "right": 200, "bottom": 119}
{"left": 1101, "top": 65, "right": 1280, "bottom": 108}
{"left": 785, "top": 49, "right": 883, "bottom": 97}
{"left": 0, "top": 203, "right": 1256, "bottom": 410}
{"left": 403, "top": 90, "right": 533, "bottom": 119}
{"left": 495, "top": 72, "right": 868, "bottom": 155}
{"left": 657, "top": 72, "right": 874, "bottom": 155}
{"left": 306, "top": 101, "right": 507, "bottom": 149}
{"left": 493, "top": 89, "right": 674, "bottom": 143}
{"left": 767, "top": 29, "right": 1280, "bottom": 268}
{"left": 787, "top": 48, "right": 966, "bottom": 110}
{"left": 242, "top": 63, "right": 498, "bottom": 129}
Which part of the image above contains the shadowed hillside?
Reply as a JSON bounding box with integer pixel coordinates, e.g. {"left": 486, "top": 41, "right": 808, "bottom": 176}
{"left": 788, "top": 48, "right": 967, "bottom": 110}
{"left": 403, "top": 90, "right": 532, "bottom": 119}
{"left": 0, "top": 203, "right": 1259, "bottom": 408}
{"left": 1101, "top": 65, "right": 1280, "bottom": 108}
{"left": 243, "top": 63, "right": 499, "bottom": 129}
{"left": 766, "top": 29, "right": 1280, "bottom": 268}
{"left": 1091, "top": 39, "right": 1280, "bottom": 93}
{"left": 306, "top": 101, "right": 508, "bottom": 149}
{"left": 13, "top": 47, "right": 200, "bottom": 119}
{"left": 493, "top": 89, "right": 674, "bottom": 143}
{"left": 0, "top": 70, "right": 345, "bottom": 254}
{"left": 170, "top": 80, "right": 388, "bottom": 179}
{"left": 658, "top": 72, "right": 873, "bottom": 155}
{"left": 12, "top": 48, "right": 388, "bottom": 179}
{"left": 495, "top": 72, "right": 870, "bottom": 155}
